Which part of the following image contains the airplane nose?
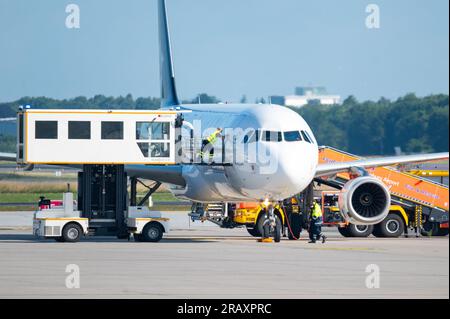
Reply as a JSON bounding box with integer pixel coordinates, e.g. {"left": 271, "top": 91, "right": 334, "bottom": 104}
{"left": 277, "top": 145, "right": 317, "bottom": 196}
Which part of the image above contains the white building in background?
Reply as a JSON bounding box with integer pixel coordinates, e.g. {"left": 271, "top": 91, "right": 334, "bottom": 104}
{"left": 271, "top": 86, "right": 341, "bottom": 108}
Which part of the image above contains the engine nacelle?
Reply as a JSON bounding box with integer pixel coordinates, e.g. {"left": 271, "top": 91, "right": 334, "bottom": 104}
{"left": 339, "top": 176, "right": 391, "bottom": 225}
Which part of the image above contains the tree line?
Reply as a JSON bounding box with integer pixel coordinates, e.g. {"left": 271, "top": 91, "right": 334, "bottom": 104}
{"left": 0, "top": 93, "right": 448, "bottom": 155}
{"left": 296, "top": 94, "right": 448, "bottom": 155}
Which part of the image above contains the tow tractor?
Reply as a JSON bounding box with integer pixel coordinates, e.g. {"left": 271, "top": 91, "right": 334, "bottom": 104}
{"left": 33, "top": 192, "right": 169, "bottom": 243}
{"left": 17, "top": 108, "right": 184, "bottom": 243}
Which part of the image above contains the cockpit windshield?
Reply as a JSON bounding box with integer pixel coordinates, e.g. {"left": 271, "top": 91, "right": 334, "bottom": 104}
{"left": 284, "top": 131, "right": 303, "bottom": 142}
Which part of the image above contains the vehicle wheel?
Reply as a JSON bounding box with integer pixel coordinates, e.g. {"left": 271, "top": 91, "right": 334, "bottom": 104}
{"left": 62, "top": 223, "right": 83, "bottom": 243}
{"left": 373, "top": 214, "right": 405, "bottom": 238}
{"left": 346, "top": 224, "right": 374, "bottom": 237}
{"left": 338, "top": 226, "right": 351, "bottom": 237}
{"left": 420, "top": 221, "right": 439, "bottom": 237}
{"left": 436, "top": 228, "right": 449, "bottom": 237}
{"left": 288, "top": 213, "right": 302, "bottom": 240}
{"left": 246, "top": 226, "right": 261, "bottom": 237}
{"left": 420, "top": 222, "right": 447, "bottom": 237}
{"left": 142, "top": 223, "right": 164, "bottom": 242}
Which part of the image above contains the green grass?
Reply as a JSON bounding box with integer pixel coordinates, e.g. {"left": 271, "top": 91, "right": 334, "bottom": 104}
{"left": 0, "top": 192, "right": 180, "bottom": 203}
{"left": 0, "top": 193, "right": 64, "bottom": 203}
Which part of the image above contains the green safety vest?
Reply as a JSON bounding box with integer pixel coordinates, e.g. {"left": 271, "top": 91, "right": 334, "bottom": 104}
{"left": 311, "top": 203, "right": 323, "bottom": 219}
{"left": 207, "top": 130, "right": 221, "bottom": 144}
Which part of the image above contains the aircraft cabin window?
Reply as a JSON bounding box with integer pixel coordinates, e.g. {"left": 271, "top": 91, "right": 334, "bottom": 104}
{"left": 68, "top": 121, "right": 91, "bottom": 140}
{"left": 101, "top": 121, "right": 124, "bottom": 140}
{"left": 262, "top": 131, "right": 282, "bottom": 142}
{"left": 284, "top": 131, "right": 303, "bottom": 142}
{"left": 301, "top": 131, "right": 312, "bottom": 143}
{"left": 35, "top": 121, "right": 58, "bottom": 139}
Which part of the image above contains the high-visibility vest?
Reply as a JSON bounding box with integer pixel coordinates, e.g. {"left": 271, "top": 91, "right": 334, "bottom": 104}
{"left": 207, "top": 130, "right": 221, "bottom": 144}
{"left": 311, "top": 203, "right": 323, "bottom": 219}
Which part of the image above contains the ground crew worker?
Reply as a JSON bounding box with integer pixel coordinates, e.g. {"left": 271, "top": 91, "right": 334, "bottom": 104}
{"left": 309, "top": 201, "right": 327, "bottom": 244}
{"left": 200, "top": 128, "right": 223, "bottom": 164}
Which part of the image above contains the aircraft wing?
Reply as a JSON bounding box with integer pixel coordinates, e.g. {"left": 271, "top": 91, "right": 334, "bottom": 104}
{"left": 0, "top": 152, "right": 16, "bottom": 161}
{"left": 315, "top": 152, "right": 449, "bottom": 178}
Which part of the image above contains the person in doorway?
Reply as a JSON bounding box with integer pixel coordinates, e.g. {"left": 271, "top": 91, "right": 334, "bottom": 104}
{"left": 200, "top": 128, "right": 223, "bottom": 164}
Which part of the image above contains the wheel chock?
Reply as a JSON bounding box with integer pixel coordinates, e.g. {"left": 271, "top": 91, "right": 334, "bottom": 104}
{"left": 258, "top": 237, "right": 273, "bottom": 243}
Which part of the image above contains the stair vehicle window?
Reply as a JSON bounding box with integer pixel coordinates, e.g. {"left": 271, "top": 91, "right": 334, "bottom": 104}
{"left": 101, "top": 122, "right": 123, "bottom": 140}
{"left": 35, "top": 121, "right": 58, "bottom": 139}
{"left": 136, "top": 122, "right": 170, "bottom": 140}
{"left": 150, "top": 143, "right": 170, "bottom": 158}
{"left": 284, "top": 131, "right": 303, "bottom": 142}
{"left": 68, "top": 121, "right": 91, "bottom": 140}
{"left": 136, "top": 122, "right": 171, "bottom": 158}
{"left": 262, "top": 131, "right": 282, "bottom": 142}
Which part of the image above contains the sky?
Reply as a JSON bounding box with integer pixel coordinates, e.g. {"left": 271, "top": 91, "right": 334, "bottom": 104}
{"left": 0, "top": 0, "right": 448, "bottom": 103}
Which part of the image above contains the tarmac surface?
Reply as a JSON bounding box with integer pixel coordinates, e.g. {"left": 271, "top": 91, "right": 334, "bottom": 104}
{"left": 0, "top": 211, "right": 448, "bottom": 299}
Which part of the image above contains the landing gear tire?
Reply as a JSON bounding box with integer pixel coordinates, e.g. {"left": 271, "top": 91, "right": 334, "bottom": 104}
{"left": 61, "top": 223, "right": 83, "bottom": 243}
{"left": 373, "top": 214, "right": 404, "bottom": 238}
{"left": 338, "top": 226, "right": 351, "bottom": 237}
{"left": 258, "top": 215, "right": 282, "bottom": 242}
{"left": 246, "top": 226, "right": 261, "bottom": 238}
{"left": 344, "top": 224, "right": 374, "bottom": 238}
{"left": 142, "top": 223, "right": 164, "bottom": 242}
{"left": 274, "top": 217, "right": 282, "bottom": 243}
{"left": 288, "top": 213, "right": 302, "bottom": 240}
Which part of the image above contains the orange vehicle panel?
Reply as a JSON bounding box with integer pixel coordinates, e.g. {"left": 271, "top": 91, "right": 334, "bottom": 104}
{"left": 318, "top": 147, "right": 449, "bottom": 211}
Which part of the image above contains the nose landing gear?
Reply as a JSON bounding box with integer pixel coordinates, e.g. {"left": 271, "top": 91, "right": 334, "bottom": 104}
{"left": 258, "top": 204, "right": 282, "bottom": 243}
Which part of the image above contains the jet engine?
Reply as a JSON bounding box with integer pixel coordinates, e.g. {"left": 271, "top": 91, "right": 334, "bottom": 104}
{"left": 338, "top": 176, "right": 391, "bottom": 225}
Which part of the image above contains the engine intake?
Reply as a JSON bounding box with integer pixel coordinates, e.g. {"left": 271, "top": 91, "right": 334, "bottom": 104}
{"left": 339, "top": 176, "right": 391, "bottom": 225}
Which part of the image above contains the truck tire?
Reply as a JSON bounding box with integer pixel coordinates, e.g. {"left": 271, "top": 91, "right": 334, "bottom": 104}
{"left": 373, "top": 214, "right": 405, "bottom": 238}
{"left": 345, "top": 224, "right": 374, "bottom": 238}
{"left": 420, "top": 222, "right": 448, "bottom": 237}
{"left": 246, "top": 227, "right": 261, "bottom": 237}
{"left": 288, "top": 213, "right": 302, "bottom": 240}
{"left": 142, "top": 222, "right": 164, "bottom": 242}
{"left": 62, "top": 223, "right": 83, "bottom": 243}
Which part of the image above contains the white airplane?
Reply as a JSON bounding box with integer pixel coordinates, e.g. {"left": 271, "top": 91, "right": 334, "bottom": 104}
{"left": 1, "top": 0, "right": 448, "bottom": 228}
